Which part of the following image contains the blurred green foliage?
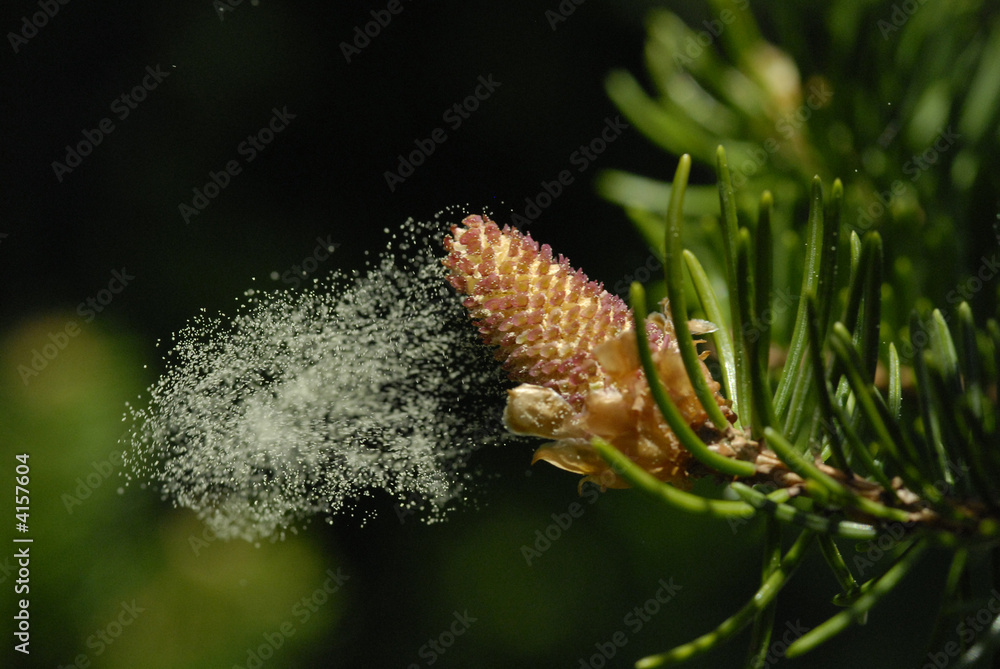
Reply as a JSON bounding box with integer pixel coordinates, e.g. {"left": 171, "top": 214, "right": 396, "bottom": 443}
{"left": 5, "top": 310, "right": 939, "bottom": 668}
{"left": 599, "top": 0, "right": 1000, "bottom": 348}
{"left": 3, "top": 1, "right": 998, "bottom": 667}
{"left": 0, "top": 319, "right": 347, "bottom": 668}
{"left": 593, "top": 2, "right": 1000, "bottom": 665}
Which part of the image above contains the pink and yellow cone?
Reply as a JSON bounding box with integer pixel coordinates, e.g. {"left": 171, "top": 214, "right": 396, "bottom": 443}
{"left": 443, "top": 215, "right": 733, "bottom": 489}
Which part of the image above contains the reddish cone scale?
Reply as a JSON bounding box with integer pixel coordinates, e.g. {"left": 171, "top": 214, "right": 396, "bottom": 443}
{"left": 442, "top": 215, "right": 667, "bottom": 408}
{"left": 443, "top": 214, "right": 731, "bottom": 488}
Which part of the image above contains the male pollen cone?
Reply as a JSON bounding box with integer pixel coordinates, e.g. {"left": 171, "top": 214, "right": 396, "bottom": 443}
{"left": 443, "top": 214, "right": 732, "bottom": 489}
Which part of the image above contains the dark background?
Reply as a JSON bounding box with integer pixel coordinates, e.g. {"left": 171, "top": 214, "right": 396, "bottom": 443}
{"left": 0, "top": 0, "right": 671, "bottom": 335}
{"left": 0, "top": 1, "right": 966, "bottom": 668}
